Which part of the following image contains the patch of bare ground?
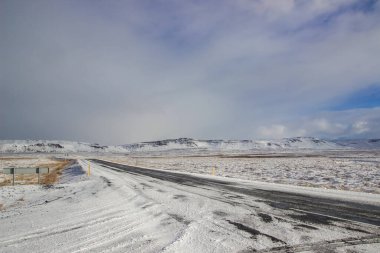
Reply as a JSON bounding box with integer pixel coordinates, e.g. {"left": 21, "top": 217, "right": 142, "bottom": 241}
{"left": 0, "top": 157, "right": 31, "bottom": 161}
{"left": 40, "top": 160, "right": 73, "bottom": 185}
{"left": 0, "top": 203, "right": 4, "bottom": 211}
{"left": 0, "top": 178, "right": 12, "bottom": 187}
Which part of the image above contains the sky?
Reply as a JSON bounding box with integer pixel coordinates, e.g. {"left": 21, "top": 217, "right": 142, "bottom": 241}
{"left": 1, "top": 0, "right": 380, "bottom": 145}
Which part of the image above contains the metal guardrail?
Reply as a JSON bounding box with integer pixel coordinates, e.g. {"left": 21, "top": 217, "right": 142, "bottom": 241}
{"left": 3, "top": 167, "right": 50, "bottom": 185}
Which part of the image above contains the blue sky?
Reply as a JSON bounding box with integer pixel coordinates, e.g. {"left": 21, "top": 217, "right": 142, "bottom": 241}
{"left": 331, "top": 85, "right": 380, "bottom": 110}
{"left": 1, "top": 0, "right": 380, "bottom": 144}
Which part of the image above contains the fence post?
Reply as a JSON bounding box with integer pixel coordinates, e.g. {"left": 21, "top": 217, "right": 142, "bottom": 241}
{"left": 12, "top": 168, "right": 15, "bottom": 186}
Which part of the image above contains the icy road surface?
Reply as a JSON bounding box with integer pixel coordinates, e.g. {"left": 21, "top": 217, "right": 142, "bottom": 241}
{"left": 0, "top": 159, "right": 380, "bottom": 253}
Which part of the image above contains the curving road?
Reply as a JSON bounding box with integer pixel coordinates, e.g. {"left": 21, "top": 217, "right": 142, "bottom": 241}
{"left": 91, "top": 159, "right": 380, "bottom": 252}
{"left": 91, "top": 159, "right": 380, "bottom": 226}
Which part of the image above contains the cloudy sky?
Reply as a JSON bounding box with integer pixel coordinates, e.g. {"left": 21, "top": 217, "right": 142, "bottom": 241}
{"left": 1, "top": 0, "right": 380, "bottom": 144}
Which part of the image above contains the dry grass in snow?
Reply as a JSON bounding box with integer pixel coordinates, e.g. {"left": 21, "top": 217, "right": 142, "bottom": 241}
{"left": 0, "top": 156, "right": 72, "bottom": 186}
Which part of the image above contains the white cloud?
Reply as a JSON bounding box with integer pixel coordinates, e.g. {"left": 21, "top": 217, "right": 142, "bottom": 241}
{"left": 1, "top": 0, "right": 380, "bottom": 143}
{"left": 258, "top": 124, "right": 287, "bottom": 139}
{"left": 256, "top": 108, "right": 380, "bottom": 139}
{"left": 352, "top": 121, "right": 369, "bottom": 134}
{"left": 309, "top": 118, "right": 347, "bottom": 134}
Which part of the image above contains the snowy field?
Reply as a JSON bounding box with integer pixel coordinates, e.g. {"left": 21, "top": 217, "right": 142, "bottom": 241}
{"left": 107, "top": 151, "right": 380, "bottom": 194}
{"left": 1, "top": 159, "right": 379, "bottom": 252}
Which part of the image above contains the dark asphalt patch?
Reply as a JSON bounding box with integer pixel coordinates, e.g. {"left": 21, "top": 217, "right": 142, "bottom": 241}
{"left": 294, "top": 224, "right": 319, "bottom": 230}
{"left": 168, "top": 213, "right": 191, "bottom": 225}
{"left": 141, "top": 203, "right": 154, "bottom": 209}
{"left": 257, "top": 213, "right": 273, "bottom": 223}
{"left": 223, "top": 193, "right": 244, "bottom": 199}
{"left": 213, "top": 211, "right": 228, "bottom": 217}
{"left": 99, "top": 176, "right": 112, "bottom": 187}
{"left": 42, "top": 184, "right": 57, "bottom": 189}
{"left": 289, "top": 213, "right": 338, "bottom": 225}
{"left": 343, "top": 226, "right": 371, "bottom": 234}
{"left": 227, "top": 220, "right": 260, "bottom": 237}
{"left": 42, "top": 196, "right": 63, "bottom": 204}
{"left": 140, "top": 182, "right": 153, "bottom": 188}
{"left": 255, "top": 199, "right": 290, "bottom": 210}
{"left": 227, "top": 220, "right": 286, "bottom": 244}
{"left": 173, "top": 194, "right": 187, "bottom": 200}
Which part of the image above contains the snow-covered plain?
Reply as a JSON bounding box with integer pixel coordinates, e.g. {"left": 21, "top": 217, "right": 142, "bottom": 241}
{"left": 1, "top": 159, "right": 379, "bottom": 253}
{"left": 107, "top": 151, "right": 380, "bottom": 194}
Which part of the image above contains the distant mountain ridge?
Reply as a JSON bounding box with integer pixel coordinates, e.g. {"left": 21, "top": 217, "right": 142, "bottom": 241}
{"left": 333, "top": 138, "right": 380, "bottom": 149}
{"left": 0, "top": 140, "right": 126, "bottom": 153}
{"left": 0, "top": 137, "right": 379, "bottom": 153}
{"left": 122, "top": 137, "right": 341, "bottom": 151}
{"left": 0, "top": 137, "right": 380, "bottom": 153}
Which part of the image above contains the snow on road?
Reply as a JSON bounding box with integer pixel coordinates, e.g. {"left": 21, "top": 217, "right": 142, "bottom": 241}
{"left": 0, "top": 159, "right": 379, "bottom": 252}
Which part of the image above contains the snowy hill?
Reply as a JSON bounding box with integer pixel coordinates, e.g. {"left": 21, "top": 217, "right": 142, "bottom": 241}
{"left": 333, "top": 139, "right": 380, "bottom": 150}
{"left": 1, "top": 137, "right": 379, "bottom": 154}
{"left": 122, "top": 137, "right": 342, "bottom": 152}
{"left": 0, "top": 140, "right": 127, "bottom": 153}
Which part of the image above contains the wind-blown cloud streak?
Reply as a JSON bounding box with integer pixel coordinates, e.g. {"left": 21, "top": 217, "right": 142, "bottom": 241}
{"left": 1, "top": 0, "right": 380, "bottom": 144}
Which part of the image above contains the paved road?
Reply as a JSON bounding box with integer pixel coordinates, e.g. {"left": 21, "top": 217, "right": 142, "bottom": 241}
{"left": 92, "top": 159, "right": 380, "bottom": 227}
{"left": 91, "top": 159, "right": 380, "bottom": 252}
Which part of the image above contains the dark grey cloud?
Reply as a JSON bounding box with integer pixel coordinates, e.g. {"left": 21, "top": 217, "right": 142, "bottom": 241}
{"left": 1, "top": 0, "right": 380, "bottom": 144}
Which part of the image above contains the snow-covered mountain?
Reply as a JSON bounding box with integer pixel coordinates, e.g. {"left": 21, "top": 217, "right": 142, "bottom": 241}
{"left": 122, "top": 137, "right": 341, "bottom": 152}
{"left": 0, "top": 140, "right": 127, "bottom": 153}
{"left": 333, "top": 139, "right": 380, "bottom": 150}
{"left": 1, "top": 137, "right": 379, "bottom": 153}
